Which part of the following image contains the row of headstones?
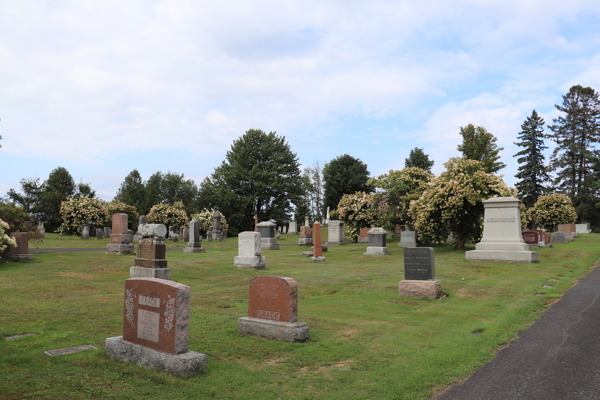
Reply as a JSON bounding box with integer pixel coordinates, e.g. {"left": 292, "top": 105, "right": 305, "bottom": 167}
{"left": 521, "top": 223, "right": 590, "bottom": 248}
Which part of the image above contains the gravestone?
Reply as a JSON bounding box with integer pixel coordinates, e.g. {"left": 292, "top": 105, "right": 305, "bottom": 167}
{"left": 398, "top": 230, "right": 416, "bottom": 248}
{"left": 522, "top": 230, "right": 540, "bottom": 248}
{"left": 392, "top": 225, "right": 404, "bottom": 239}
{"left": 37, "top": 221, "right": 45, "bottom": 238}
{"left": 288, "top": 221, "right": 297, "bottom": 234}
{"left": 96, "top": 228, "right": 104, "bottom": 240}
{"left": 557, "top": 224, "right": 574, "bottom": 241}
{"left": 234, "top": 231, "right": 266, "bottom": 269}
{"left": 358, "top": 227, "right": 370, "bottom": 243}
{"left": 398, "top": 247, "right": 440, "bottom": 299}
{"left": 237, "top": 276, "right": 308, "bottom": 342}
{"left": 211, "top": 212, "right": 222, "bottom": 242}
{"left": 81, "top": 225, "right": 90, "bottom": 240}
{"left": 7, "top": 232, "right": 32, "bottom": 260}
{"left": 542, "top": 232, "right": 553, "bottom": 247}
{"left": 311, "top": 222, "right": 325, "bottom": 262}
{"left": 168, "top": 226, "right": 179, "bottom": 242}
{"left": 184, "top": 219, "right": 205, "bottom": 253}
{"left": 325, "top": 206, "right": 330, "bottom": 225}
{"left": 465, "top": 197, "right": 539, "bottom": 263}
{"left": 107, "top": 213, "right": 134, "bottom": 254}
{"left": 364, "top": 227, "right": 390, "bottom": 255}
{"left": 257, "top": 221, "right": 279, "bottom": 250}
{"left": 133, "top": 215, "right": 146, "bottom": 242}
{"left": 130, "top": 224, "right": 171, "bottom": 279}
{"left": 327, "top": 220, "right": 346, "bottom": 246}
{"left": 103, "top": 227, "right": 109, "bottom": 237}
{"left": 576, "top": 223, "right": 592, "bottom": 234}
{"left": 298, "top": 226, "right": 313, "bottom": 246}
{"left": 104, "top": 278, "right": 206, "bottom": 377}
{"left": 304, "top": 216, "right": 309, "bottom": 227}
{"left": 552, "top": 231, "right": 569, "bottom": 243}
{"left": 182, "top": 228, "right": 189, "bottom": 243}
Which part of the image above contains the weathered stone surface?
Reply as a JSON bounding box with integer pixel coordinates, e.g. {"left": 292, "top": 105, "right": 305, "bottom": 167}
{"left": 368, "top": 227, "right": 387, "bottom": 246}
{"left": 304, "top": 216, "right": 310, "bottom": 227}
{"left": 138, "top": 224, "right": 167, "bottom": 239}
{"left": 364, "top": 247, "right": 390, "bottom": 255}
{"left": 104, "top": 336, "right": 205, "bottom": 377}
{"left": 7, "top": 232, "right": 32, "bottom": 260}
{"left": 248, "top": 276, "right": 297, "bottom": 322}
{"left": 234, "top": 232, "right": 266, "bottom": 269}
{"left": 398, "top": 230, "right": 416, "bottom": 248}
{"left": 129, "top": 266, "right": 172, "bottom": 280}
{"left": 106, "top": 243, "right": 134, "bottom": 255}
{"left": 466, "top": 197, "right": 539, "bottom": 263}
{"left": 398, "top": 280, "right": 441, "bottom": 299}
{"left": 237, "top": 318, "right": 308, "bottom": 342}
{"left": 182, "top": 228, "right": 189, "bottom": 242}
{"left": 104, "top": 227, "right": 110, "bottom": 237}
{"left": 358, "top": 227, "right": 370, "bottom": 243}
{"left": 327, "top": 220, "right": 346, "bottom": 245}
{"left": 261, "top": 238, "right": 280, "bottom": 250}
{"left": 37, "top": 221, "right": 45, "bottom": 238}
{"left": 112, "top": 213, "right": 129, "bottom": 234}
{"left": 288, "top": 221, "right": 297, "bottom": 234}
{"left": 44, "top": 345, "right": 97, "bottom": 356}
{"left": 312, "top": 222, "right": 324, "bottom": 259}
{"left": 257, "top": 221, "right": 276, "bottom": 239}
{"left": 552, "top": 231, "right": 569, "bottom": 243}
{"left": 576, "top": 223, "right": 592, "bottom": 234}
{"left": 404, "top": 247, "right": 435, "bottom": 280}
{"left": 96, "top": 228, "right": 104, "bottom": 240}
{"left": 81, "top": 225, "right": 90, "bottom": 240}
{"left": 298, "top": 238, "right": 313, "bottom": 246}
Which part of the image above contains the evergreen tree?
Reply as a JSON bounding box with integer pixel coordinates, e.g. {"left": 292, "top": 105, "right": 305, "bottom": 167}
{"left": 513, "top": 110, "right": 551, "bottom": 207}
{"left": 161, "top": 172, "right": 198, "bottom": 214}
{"left": 76, "top": 182, "right": 96, "bottom": 198}
{"left": 7, "top": 178, "right": 42, "bottom": 214}
{"left": 144, "top": 172, "right": 164, "bottom": 214}
{"left": 323, "top": 154, "right": 372, "bottom": 213}
{"left": 115, "top": 169, "right": 147, "bottom": 213}
{"left": 37, "top": 167, "right": 76, "bottom": 231}
{"left": 457, "top": 124, "right": 506, "bottom": 174}
{"left": 404, "top": 147, "right": 434, "bottom": 172}
{"left": 548, "top": 85, "right": 600, "bottom": 222}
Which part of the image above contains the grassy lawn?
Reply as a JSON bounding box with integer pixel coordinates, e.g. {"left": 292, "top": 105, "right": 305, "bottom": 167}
{"left": 1, "top": 233, "right": 598, "bottom": 399}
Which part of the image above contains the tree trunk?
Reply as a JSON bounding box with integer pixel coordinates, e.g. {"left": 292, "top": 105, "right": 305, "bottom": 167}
{"left": 455, "top": 236, "right": 467, "bottom": 249}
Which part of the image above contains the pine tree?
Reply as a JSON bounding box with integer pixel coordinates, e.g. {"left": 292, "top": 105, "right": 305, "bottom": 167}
{"left": 115, "top": 169, "right": 147, "bottom": 213}
{"left": 457, "top": 124, "right": 506, "bottom": 174}
{"left": 548, "top": 85, "right": 600, "bottom": 221}
{"left": 513, "top": 110, "right": 551, "bottom": 207}
{"left": 404, "top": 147, "right": 434, "bottom": 172}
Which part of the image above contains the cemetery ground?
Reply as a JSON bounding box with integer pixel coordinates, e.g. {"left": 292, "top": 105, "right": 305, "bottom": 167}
{"left": 1, "top": 233, "right": 599, "bottom": 400}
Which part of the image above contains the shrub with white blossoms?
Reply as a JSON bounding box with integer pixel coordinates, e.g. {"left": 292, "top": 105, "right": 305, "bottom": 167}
{"left": 0, "top": 218, "right": 17, "bottom": 255}
{"left": 190, "top": 209, "right": 228, "bottom": 235}
{"left": 527, "top": 193, "right": 577, "bottom": 231}
{"left": 409, "top": 157, "right": 515, "bottom": 249}
{"left": 335, "top": 192, "right": 378, "bottom": 243}
{"left": 57, "top": 196, "right": 107, "bottom": 235}
{"left": 520, "top": 203, "right": 530, "bottom": 231}
{"left": 147, "top": 202, "right": 189, "bottom": 230}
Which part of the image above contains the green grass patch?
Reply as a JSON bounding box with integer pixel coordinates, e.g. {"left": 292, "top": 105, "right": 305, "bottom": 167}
{"left": 1, "top": 233, "right": 598, "bottom": 399}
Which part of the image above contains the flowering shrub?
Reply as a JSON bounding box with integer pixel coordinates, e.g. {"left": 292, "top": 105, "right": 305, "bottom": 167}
{"left": 527, "top": 193, "right": 577, "bottom": 231}
{"left": 336, "top": 192, "right": 378, "bottom": 242}
{"left": 105, "top": 200, "right": 140, "bottom": 231}
{"left": 147, "top": 202, "right": 188, "bottom": 230}
{"left": 57, "top": 196, "right": 107, "bottom": 235}
{"left": 370, "top": 167, "right": 433, "bottom": 231}
{"left": 0, "top": 218, "right": 17, "bottom": 255}
{"left": 409, "top": 157, "right": 515, "bottom": 248}
{"left": 520, "top": 203, "right": 530, "bottom": 231}
{"left": 190, "top": 209, "right": 228, "bottom": 235}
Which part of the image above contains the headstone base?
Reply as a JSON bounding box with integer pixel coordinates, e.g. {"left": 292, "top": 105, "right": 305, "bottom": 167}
{"left": 237, "top": 317, "right": 308, "bottom": 342}
{"left": 326, "top": 241, "right": 346, "bottom": 246}
{"left": 297, "top": 238, "right": 313, "bottom": 246}
{"left": 358, "top": 237, "right": 369, "bottom": 243}
{"left": 261, "top": 239, "right": 280, "bottom": 250}
{"left": 311, "top": 256, "right": 326, "bottom": 262}
{"left": 129, "top": 266, "right": 172, "bottom": 280}
{"left": 465, "top": 250, "right": 540, "bottom": 263}
{"left": 540, "top": 243, "right": 554, "bottom": 248}
{"left": 398, "top": 242, "right": 417, "bottom": 248}
{"left": 234, "top": 256, "right": 266, "bottom": 269}
{"left": 183, "top": 247, "right": 205, "bottom": 253}
{"left": 7, "top": 254, "right": 33, "bottom": 261}
{"left": 106, "top": 244, "right": 134, "bottom": 254}
{"left": 364, "top": 247, "right": 390, "bottom": 255}
{"left": 104, "top": 336, "right": 206, "bottom": 378}
{"left": 527, "top": 243, "right": 540, "bottom": 248}
{"left": 398, "top": 280, "right": 441, "bottom": 299}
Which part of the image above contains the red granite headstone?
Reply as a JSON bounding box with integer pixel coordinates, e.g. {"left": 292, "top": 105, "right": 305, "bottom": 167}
{"left": 523, "top": 231, "right": 538, "bottom": 245}
{"left": 300, "top": 226, "right": 312, "bottom": 238}
{"left": 557, "top": 224, "right": 572, "bottom": 237}
{"left": 8, "top": 232, "right": 29, "bottom": 256}
{"left": 360, "top": 228, "right": 370, "bottom": 238}
{"left": 248, "top": 276, "right": 297, "bottom": 323}
{"left": 569, "top": 223, "right": 577, "bottom": 235}
{"left": 111, "top": 213, "right": 130, "bottom": 244}
{"left": 543, "top": 232, "right": 552, "bottom": 244}
{"left": 122, "top": 278, "right": 189, "bottom": 354}
{"left": 312, "top": 222, "right": 322, "bottom": 257}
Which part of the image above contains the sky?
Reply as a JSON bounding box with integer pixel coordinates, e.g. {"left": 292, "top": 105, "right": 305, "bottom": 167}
{"left": 2, "top": 0, "right": 600, "bottom": 201}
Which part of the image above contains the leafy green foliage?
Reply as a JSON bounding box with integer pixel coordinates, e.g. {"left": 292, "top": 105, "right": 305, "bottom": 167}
{"left": 527, "top": 193, "right": 577, "bottom": 231}
{"left": 199, "top": 129, "right": 304, "bottom": 234}
{"left": 336, "top": 192, "right": 378, "bottom": 242}
{"left": 513, "top": 110, "right": 550, "bottom": 207}
{"left": 36, "top": 167, "right": 76, "bottom": 232}
{"left": 323, "top": 154, "right": 372, "bottom": 214}
{"left": 7, "top": 178, "right": 42, "bottom": 215}
{"left": 0, "top": 200, "right": 37, "bottom": 234}
{"left": 410, "top": 158, "right": 515, "bottom": 248}
{"left": 404, "top": 147, "right": 434, "bottom": 172}
{"left": 370, "top": 167, "right": 433, "bottom": 231}
{"left": 457, "top": 124, "right": 506, "bottom": 174}
{"left": 114, "top": 169, "right": 146, "bottom": 213}
{"left": 190, "top": 209, "right": 228, "bottom": 235}
{"left": 57, "top": 196, "right": 106, "bottom": 235}
{"left": 146, "top": 201, "right": 188, "bottom": 230}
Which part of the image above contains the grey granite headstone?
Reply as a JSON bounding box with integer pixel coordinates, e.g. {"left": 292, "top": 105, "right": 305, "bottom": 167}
{"left": 398, "top": 230, "right": 416, "bottom": 248}
{"left": 288, "top": 221, "right": 297, "bottom": 234}
{"left": 552, "top": 231, "right": 569, "bottom": 243}
{"left": 104, "top": 227, "right": 109, "bottom": 237}
{"left": 81, "top": 225, "right": 90, "bottom": 240}
{"left": 96, "top": 228, "right": 104, "bottom": 240}
{"left": 234, "top": 231, "right": 266, "bottom": 269}
{"left": 364, "top": 227, "right": 389, "bottom": 255}
{"left": 184, "top": 219, "right": 204, "bottom": 253}
{"left": 404, "top": 247, "right": 435, "bottom": 280}
{"left": 257, "top": 221, "right": 279, "bottom": 250}
{"left": 183, "top": 227, "right": 189, "bottom": 242}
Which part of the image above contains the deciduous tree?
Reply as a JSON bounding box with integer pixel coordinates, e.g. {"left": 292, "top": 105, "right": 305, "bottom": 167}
{"left": 457, "top": 124, "right": 506, "bottom": 174}
{"left": 323, "top": 154, "right": 372, "bottom": 213}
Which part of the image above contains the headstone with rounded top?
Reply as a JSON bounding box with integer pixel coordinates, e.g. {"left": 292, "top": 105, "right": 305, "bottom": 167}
{"left": 552, "top": 231, "right": 569, "bottom": 243}
{"left": 364, "top": 227, "right": 390, "bottom": 255}
{"left": 237, "top": 276, "right": 308, "bottom": 342}
{"left": 466, "top": 197, "right": 539, "bottom": 263}
{"left": 104, "top": 277, "right": 206, "bottom": 377}
{"left": 304, "top": 216, "right": 309, "bottom": 227}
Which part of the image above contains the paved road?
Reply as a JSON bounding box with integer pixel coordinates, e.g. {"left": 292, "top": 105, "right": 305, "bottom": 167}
{"left": 436, "top": 264, "right": 600, "bottom": 400}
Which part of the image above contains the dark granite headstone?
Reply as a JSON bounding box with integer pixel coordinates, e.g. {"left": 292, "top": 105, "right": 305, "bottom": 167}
{"left": 404, "top": 247, "right": 435, "bottom": 280}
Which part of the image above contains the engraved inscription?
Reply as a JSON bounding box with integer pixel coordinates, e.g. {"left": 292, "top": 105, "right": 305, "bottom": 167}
{"left": 137, "top": 309, "right": 160, "bottom": 343}
{"left": 139, "top": 295, "right": 160, "bottom": 309}
{"left": 256, "top": 282, "right": 280, "bottom": 300}
{"left": 404, "top": 248, "right": 434, "bottom": 280}
{"left": 486, "top": 217, "right": 516, "bottom": 223}
{"left": 256, "top": 310, "right": 281, "bottom": 320}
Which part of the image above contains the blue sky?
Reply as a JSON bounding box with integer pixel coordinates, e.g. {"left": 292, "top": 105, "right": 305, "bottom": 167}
{"left": 2, "top": 1, "right": 600, "bottom": 201}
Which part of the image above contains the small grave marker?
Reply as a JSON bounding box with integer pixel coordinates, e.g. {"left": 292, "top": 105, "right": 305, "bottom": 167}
{"left": 44, "top": 345, "right": 97, "bottom": 356}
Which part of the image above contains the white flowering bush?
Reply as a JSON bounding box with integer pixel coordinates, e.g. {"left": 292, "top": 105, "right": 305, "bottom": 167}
{"left": 57, "top": 196, "right": 107, "bottom": 235}
{"left": 0, "top": 218, "right": 17, "bottom": 255}
{"left": 147, "top": 201, "right": 189, "bottom": 230}
{"left": 336, "top": 192, "right": 378, "bottom": 242}
{"left": 409, "top": 157, "right": 515, "bottom": 248}
{"left": 190, "top": 209, "right": 228, "bottom": 235}
{"left": 527, "top": 193, "right": 577, "bottom": 231}
{"left": 105, "top": 200, "right": 140, "bottom": 231}
{"left": 370, "top": 167, "right": 433, "bottom": 231}
{"left": 520, "top": 203, "right": 530, "bottom": 231}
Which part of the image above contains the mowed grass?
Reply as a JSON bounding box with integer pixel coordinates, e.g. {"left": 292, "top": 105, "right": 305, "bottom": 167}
{"left": 0, "top": 233, "right": 598, "bottom": 400}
